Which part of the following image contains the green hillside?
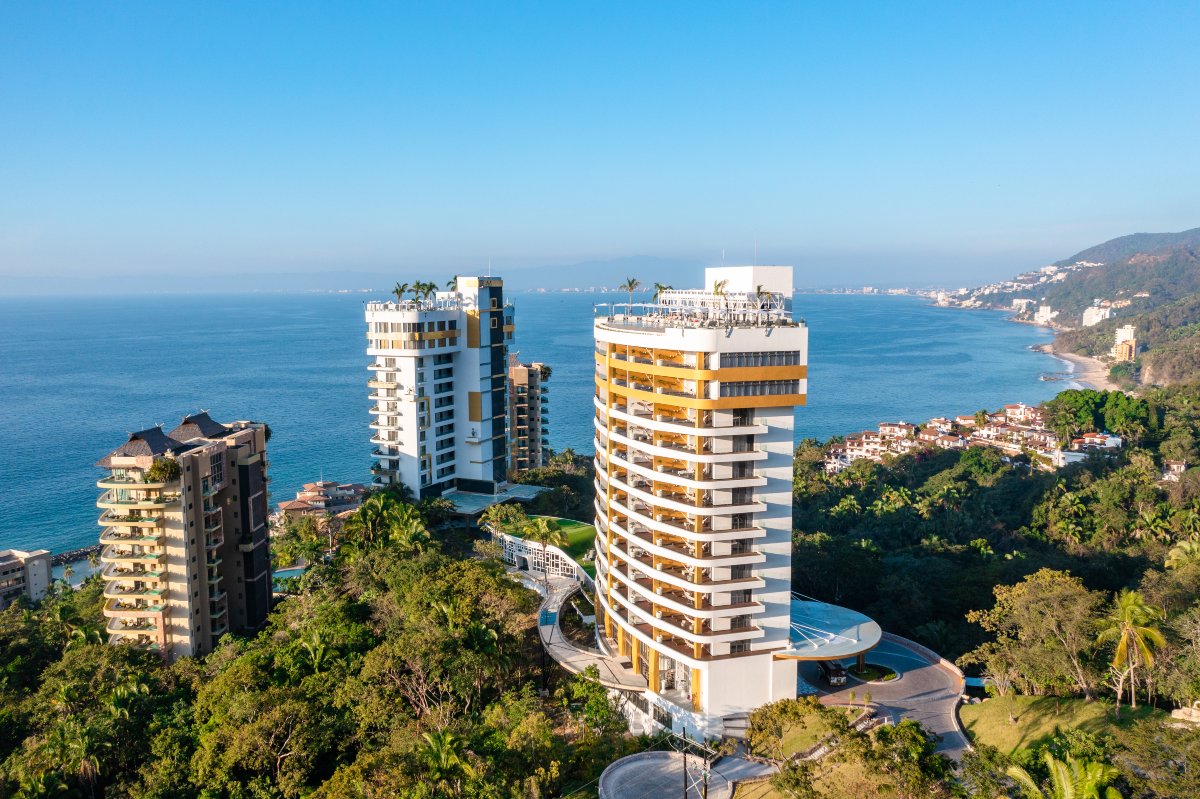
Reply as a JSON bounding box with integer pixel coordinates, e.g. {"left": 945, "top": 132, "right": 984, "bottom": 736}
{"left": 1055, "top": 290, "right": 1200, "bottom": 386}
{"left": 1037, "top": 245, "right": 1200, "bottom": 319}
{"left": 1053, "top": 226, "right": 1200, "bottom": 267}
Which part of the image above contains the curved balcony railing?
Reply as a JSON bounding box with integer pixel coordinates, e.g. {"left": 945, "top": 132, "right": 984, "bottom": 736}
{"left": 368, "top": 420, "right": 401, "bottom": 431}
{"left": 103, "top": 597, "right": 168, "bottom": 615}
{"left": 608, "top": 450, "right": 767, "bottom": 492}
{"left": 109, "top": 633, "right": 163, "bottom": 651}
{"left": 100, "top": 528, "right": 164, "bottom": 545}
{"left": 212, "top": 622, "right": 229, "bottom": 637}
{"left": 600, "top": 525, "right": 765, "bottom": 595}
{"left": 598, "top": 576, "right": 763, "bottom": 646}
{"left": 97, "top": 510, "right": 164, "bottom": 528}
{"left": 596, "top": 398, "right": 771, "bottom": 437}
{"left": 100, "top": 563, "right": 166, "bottom": 582}
{"left": 598, "top": 496, "right": 766, "bottom": 544}
{"left": 596, "top": 553, "right": 764, "bottom": 620}
{"left": 97, "top": 490, "right": 181, "bottom": 510}
{"left": 105, "top": 617, "right": 162, "bottom": 635}
{"left": 103, "top": 582, "right": 169, "bottom": 601}
{"left": 370, "top": 435, "right": 401, "bottom": 446}
{"left": 600, "top": 511, "right": 766, "bottom": 570}
{"left": 97, "top": 475, "right": 180, "bottom": 491}
{"left": 100, "top": 546, "right": 166, "bottom": 566}
{"left": 598, "top": 420, "right": 770, "bottom": 465}
{"left": 606, "top": 473, "right": 766, "bottom": 517}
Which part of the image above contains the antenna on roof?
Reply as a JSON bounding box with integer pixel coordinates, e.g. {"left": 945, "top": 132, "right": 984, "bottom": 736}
{"left": 755, "top": 231, "right": 758, "bottom": 266}
{"left": 488, "top": 256, "right": 492, "bottom": 277}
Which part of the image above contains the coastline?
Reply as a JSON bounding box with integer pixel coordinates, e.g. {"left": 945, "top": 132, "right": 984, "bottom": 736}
{"left": 1033, "top": 344, "right": 1120, "bottom": 392}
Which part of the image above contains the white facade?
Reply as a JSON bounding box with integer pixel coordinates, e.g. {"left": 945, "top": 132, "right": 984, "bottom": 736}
{"left": 366, "top": 278, "right": 515, "bottom": 497}
{"left": 1081, "top": 306, "right": 1112, "bottom": 327}
{"left": 592, "top": 265, "right": 805, "bottom": 732}
{"left": 0, "top": 549, "right": 51, "bottom": 609}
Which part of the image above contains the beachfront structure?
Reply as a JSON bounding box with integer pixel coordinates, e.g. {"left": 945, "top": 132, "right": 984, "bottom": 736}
{"left": 592, "top": 265, "right": 806, "bottom": 732}
{"left": 0, "top": 549, "right": 52, "bottom": 610}
{"left": 365, "top": 278, "right": 515, "bottom": 498}
{"left": 508, "top": 356, "right": 550, "bottom": 474}
{"left": 95, "top": 414, "right": 271, "bottom": 659}
{"left": 1112, "top": 325, "right": 1137, "bottom": 362}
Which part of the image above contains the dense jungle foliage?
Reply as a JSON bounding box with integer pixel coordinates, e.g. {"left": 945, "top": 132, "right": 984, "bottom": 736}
{"left": 0, "top": 453, "right": 638, "bottom": 799}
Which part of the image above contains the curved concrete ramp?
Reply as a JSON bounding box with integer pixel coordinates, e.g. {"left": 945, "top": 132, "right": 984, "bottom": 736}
{"left": 535, "top": 575, "right": 648, "bottom": 691}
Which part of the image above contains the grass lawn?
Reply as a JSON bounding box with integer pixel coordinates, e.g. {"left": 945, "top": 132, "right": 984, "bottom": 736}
{"left": 748, "top": 717, "right": 832, "bottom": 759}
{"left": 959, "top": 695, "right": 1169, "bottom": 755}
{"left": 532, "top": 516, "right": 597, "bottom": 577}
{"left": 849, "top": 663, "right": 897, "bottom": 682}
{"left": 734, "top": 761, "right": 876, "bottom": 799}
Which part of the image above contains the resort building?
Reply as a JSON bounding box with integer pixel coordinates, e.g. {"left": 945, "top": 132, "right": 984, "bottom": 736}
{"left": 1081, "top": 306, "right": 1112, "bottom": 327}
{"left": 508, "top": 356, "right": 550, "bottom": 474}
{"left": 95, "top": 413, "right": 271, "bottom": 659}
{"left": 1112, "top": 325, "right": 1137, "bottom": 362}
{"left": 276, "top": 481, "right": 367, "bottom": 522}
{"left": 0, "top": 549, "right": 52, "bottom": 610}
{"left": 365, "top": 278, "right": 515, "bottom": 498}
{"left": 592, "top": 265, "right": 813, "bottom": 734}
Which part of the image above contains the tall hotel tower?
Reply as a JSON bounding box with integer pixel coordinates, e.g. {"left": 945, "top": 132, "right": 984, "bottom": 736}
{"left": 366, "top": 278, "right": 514, "bottom": 497}
{"left": 96, "top": 414, "right": 272, "bottom": 659}
{"left": 593, "top": 266, "right": 805, "bottom": 732}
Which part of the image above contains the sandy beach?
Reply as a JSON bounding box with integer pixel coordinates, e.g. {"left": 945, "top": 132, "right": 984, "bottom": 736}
{"left": 1033, "top": 344, "right": 1121, "bottom": 392}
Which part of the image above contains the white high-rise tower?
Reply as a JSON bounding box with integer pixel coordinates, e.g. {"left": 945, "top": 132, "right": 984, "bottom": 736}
{"left": 366, "top": 278, "right": 515, "bottom": 497}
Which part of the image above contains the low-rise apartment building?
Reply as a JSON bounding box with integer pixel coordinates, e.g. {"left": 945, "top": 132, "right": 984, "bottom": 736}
{"left": 0, "top": 549, "right": 52, "bottom": 609}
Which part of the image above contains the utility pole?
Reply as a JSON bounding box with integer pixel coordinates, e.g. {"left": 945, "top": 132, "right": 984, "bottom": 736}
{"left": 682, "top": 726, "right": 688, "bottom": 799}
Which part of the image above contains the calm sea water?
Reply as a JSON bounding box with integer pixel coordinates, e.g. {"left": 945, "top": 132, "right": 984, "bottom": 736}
{"left": 0, "top": 291, "right": 1070, "bottom": 557}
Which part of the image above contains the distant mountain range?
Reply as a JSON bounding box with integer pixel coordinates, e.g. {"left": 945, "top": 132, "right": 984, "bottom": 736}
{"left": 1038, "top": 244, "right": 1200, "bottom": 317}
{"left": 1053, "top": 227, "right": 1200, "bottom": 267}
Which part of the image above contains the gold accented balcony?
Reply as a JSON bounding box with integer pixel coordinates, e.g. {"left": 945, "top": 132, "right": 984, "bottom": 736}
{"left": 367, "top": 379, "right": 400, "bottom": 390}
{"left": 100, "top": 546, "right": 166, "bottom": 567}
{"left": 105, "top": 617, "right": 163, "bottom": 634}
{"left": 97, "top": 510, "right": 165, "bottom": 528}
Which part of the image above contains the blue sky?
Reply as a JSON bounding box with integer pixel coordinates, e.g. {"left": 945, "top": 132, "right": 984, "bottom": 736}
{"left": 1, "top": 2, "right": 1198, "bottom": 288}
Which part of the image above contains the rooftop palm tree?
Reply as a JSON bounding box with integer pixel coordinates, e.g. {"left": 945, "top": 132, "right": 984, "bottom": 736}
{"left": 393, "top": 282, "right": 410, "bottom": 303}
{"left": 713, "top": 278, "right": 730, "bottom": 316}
{"left": 618, "top": 277, "right": 641, "bottom": 314}
{"left": 1007, "top": 752, "right": 1121, "bottom": 799}
{"left": 1096, "top": 589, "right": 1164, "bottom": 716}
{"left": 522, "top": 516, "right": 568, "bottom": 591}
{"left": 445, "top": 275, "right": 459, "bottom": 290}
{"left": 420, "top": 280, "right": 438, "bottom": 303}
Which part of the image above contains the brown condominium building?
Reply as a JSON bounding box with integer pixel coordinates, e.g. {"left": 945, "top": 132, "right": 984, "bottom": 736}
{"left": 95, "top": 413, "right": 271, "bottom": 659}
{"left": 508, "top": 356, "right": 550, "bottom": 474}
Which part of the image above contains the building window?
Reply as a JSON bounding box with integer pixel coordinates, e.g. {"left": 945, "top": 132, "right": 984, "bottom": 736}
{"left": 720, "top": 351, "right": 800, "bottom": 367}
{"left": 210, "top": 453, "right": 224, "bottom": 485}
{"left": 490, "top": 318, "right": 498, "bottom": 328}
{"left": 720, "top": 380, "right": 800, "bottom": 397}
{"left": 730, "top": 640, "right": 749, "bottom": 654}
{"left": 730, "top": 564, "right": 751, "bottom": 579}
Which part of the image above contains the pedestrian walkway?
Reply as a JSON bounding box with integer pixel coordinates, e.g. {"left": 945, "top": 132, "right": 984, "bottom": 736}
{"left": 519, "top": 570, "right": 648, "bottom": 691}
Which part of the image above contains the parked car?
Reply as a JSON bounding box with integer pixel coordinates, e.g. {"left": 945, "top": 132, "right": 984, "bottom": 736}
{"left": 817, "top": 660, "right": 847, "bottom": 686}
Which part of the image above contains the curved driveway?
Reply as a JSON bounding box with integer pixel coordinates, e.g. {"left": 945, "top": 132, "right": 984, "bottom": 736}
{"left": 800, "top": 636, "right": 969, "bottom": 757}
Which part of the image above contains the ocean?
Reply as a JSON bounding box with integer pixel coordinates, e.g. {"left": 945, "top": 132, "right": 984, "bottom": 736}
{"left": 0, "top": 291, "right": 1072, "bottom": 559}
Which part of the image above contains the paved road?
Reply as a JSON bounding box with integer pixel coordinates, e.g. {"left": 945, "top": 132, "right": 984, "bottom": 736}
{"left": 801, "top": 637, "right": 969, "bottom": 757}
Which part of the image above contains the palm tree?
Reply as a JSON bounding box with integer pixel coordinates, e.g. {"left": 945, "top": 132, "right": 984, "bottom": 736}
{"left": 445, "top": 275, "right": 459, "bottom": 290}
{"left": 522, "top": 517, "right": 568, "bottom": 591}
{"left": 1096, "top": 589, "right": 1165, "bottom": 714}
{"left": 51, "top": 685, "right": 79, "bottom": 718}
{"left": 713, "top": 278, "right": 730, "bottom": 316}
{"left": 1007, "top": 752, "right": 1121, "bottom": 799}
{"left": 618, "top": 277, "right": 641, "bottom": 314}
{"left": 65, "top": 626, "right": 103, "bottom": 652}
{"left": 86, "top": 551, "right": 100, "bottom": 570}
{"left": 299, "top": 630, "right": 337, "bottom": 675}
{"left": 417, "top": 729, "right": 477, "bottom": 797}
{"left": 419, "top": 281, "right": 438, "bottom": 304}
{"left": 64, "top": 719, "right": 110, "bottom": 799}
{"left": 319, "top": 511, "right": 340, "bottom": 552}
{"left": 1167, "top": 540, "right": 1200, "bottom": 569}
{"left": 62, "top": 564, "right": 74, "bottom": 585}
{"left": 393, "top": 282, "right": 410, "bottom": 303}
{"left": 342, "top": 493, "right": 393, "bottom": 547}
{"left": 652, "top": 282, "right": 673, "bottom": 305}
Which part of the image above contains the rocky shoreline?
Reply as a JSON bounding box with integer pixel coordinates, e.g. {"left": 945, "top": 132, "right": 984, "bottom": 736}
{"left": 51, "top": 544, "right": 101, "bottom": 566}
{"left": 1033, "top": 344, "right": 1120, "bottom": 392}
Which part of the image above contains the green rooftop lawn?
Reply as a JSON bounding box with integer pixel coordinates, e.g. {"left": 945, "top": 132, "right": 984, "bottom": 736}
{"left": 531, "top": 516, "right": 597, "bottom": 577}
{"left": 959, "top": 695, "right": 1169, "bottom": 755}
